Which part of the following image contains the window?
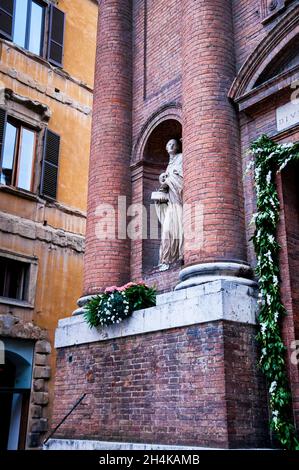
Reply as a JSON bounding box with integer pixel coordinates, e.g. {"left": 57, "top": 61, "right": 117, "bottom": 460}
{"left": 13, "top": 0, "right": 45, "bottom": 56}
{"left": 0, "top": 257, "right": 30, "bottom": 301}
{"left": 1, "top": 119, "right": 36, "bottom": 191}
{"left": 0, "top": 251, "right": 38, "bottom": 308}
{"left": 0, "top": 1, "right": 65, "bottom": 66}
{"left": 0, "top": 108, "right": 61, "bottom": 199}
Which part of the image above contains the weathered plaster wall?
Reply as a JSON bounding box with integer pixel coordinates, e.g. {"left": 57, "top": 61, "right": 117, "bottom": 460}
{"left": 0, "top": 0, "right": 98, "bottom": 447}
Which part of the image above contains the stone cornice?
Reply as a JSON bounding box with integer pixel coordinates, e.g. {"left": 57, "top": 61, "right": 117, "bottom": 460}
{"left": 0, "top": 210, "right": 85, "bottom": 253}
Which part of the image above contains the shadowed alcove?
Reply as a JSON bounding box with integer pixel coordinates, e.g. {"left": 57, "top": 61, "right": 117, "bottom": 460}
{"left": 142, "top": 119, "right": 182, "bottom": 273}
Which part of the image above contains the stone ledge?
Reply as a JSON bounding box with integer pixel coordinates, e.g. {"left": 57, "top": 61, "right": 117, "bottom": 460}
{"left": 44, "top": 439, "right": 273, "bottom": 451}
{"left": 0, "top": 211, "right": 85, "bottom": 253}
{"left": 44, "top": 438, "right": 219, "bottom": 451}
{"left": 55, "top": 280, "right": 258, "bottom": 349}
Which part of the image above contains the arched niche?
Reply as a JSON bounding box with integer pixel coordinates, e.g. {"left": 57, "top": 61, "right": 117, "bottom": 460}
{"left": 142, "top": 119, "right": 182, "bottom": 273}
{"left": 132, "top": 117, "right": 182, "bottom": 279}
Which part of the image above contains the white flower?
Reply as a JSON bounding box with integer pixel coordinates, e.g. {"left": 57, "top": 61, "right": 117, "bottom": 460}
{"left": 269, "top": 198, "right": 277, "bottom": 208}
{"left": 266, "top": 171, "right": 272, "bottom": 184}
{"left": 255, "top": 167, "right": 261, "bottom": 179}
{"left": 278, "top": 155, "right": 293, "bottom": 172}
{"left": 274, "top": 311, "right": 279, "bottom": 322}
{"left": 266, "top": 294, "right": 272, "bottom": 306}
{"left": 261, "top": 348, "right": 267, "bottom": 357}
{"left": 268, "top": 234, "right": 275, "bottom": 244}
{"left": 265, "top": 251, "right": 273, "bottom": 263}
{"left": 273, "top": 275, "right": 279, "bottom": 286}
{"left": 260, "top": 322, "right": 267, "bottom": 335}
{"left": 269, "top": 381, "right": 277, "bottom": 394}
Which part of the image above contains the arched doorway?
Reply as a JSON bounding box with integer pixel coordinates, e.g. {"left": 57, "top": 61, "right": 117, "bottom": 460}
{"left": 0, "top": 339, "right": 34, "bottom": 450}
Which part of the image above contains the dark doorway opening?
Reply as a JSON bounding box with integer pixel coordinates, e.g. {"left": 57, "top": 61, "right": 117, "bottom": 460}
{"left": 0, "top": 342, "right": 33, "bottom": 450}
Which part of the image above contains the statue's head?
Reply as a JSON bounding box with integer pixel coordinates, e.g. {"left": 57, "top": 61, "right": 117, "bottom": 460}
{"left": 166, "top": 139, "right": 179, "bottom": 156}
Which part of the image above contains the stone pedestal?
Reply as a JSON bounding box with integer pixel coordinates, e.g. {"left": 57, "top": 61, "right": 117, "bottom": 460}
{"left": 52, "top": 281, "right": 269, "bottom": 449}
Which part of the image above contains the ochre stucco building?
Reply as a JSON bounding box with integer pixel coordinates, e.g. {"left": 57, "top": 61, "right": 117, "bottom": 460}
{"left": 50, "top": 0, "right": 299, "bottom": 449}
{"left": 0, "top": 0, "right": 97, "bottom": 449}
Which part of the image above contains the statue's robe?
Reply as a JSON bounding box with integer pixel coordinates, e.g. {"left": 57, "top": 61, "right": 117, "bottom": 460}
{"left": 155, "top": 153, "right": 183, "bottom": 265}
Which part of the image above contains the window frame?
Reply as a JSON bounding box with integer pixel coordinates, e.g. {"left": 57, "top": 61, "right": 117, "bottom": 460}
{"left": 14, "top": 0, "right": 46, "bottom": 57}
{"left": 0, "top": 257, "right": 29, "bottom": 301}
{"left": 0, "top": 250, "right": 38, "bottom": 309}
{"left": 1, "top": 116, "right": 38, "bottom": 193}
{"left": 0, "top": 1, "right": 66, "bottom": 67}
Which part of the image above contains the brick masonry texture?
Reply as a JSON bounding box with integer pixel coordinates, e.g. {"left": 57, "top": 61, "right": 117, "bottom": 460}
{"left": 52, "top": 321, "right": 269, "bottom": 448}
{"left": 77, "top": 0, "right": 299, "bottom": 442}
{"left": 182, "top": 0, "right": 246, "bottom": 266}
{"left": 83, "top": 0, "right": 133, "bottom": 295}
{"left": 84, "top": 0, "right": 299, "bottom": 292}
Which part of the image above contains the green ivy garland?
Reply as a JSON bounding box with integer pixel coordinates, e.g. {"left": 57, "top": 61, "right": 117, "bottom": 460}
{"left": 248, "top": 135, "right": 299, "bottom": 450}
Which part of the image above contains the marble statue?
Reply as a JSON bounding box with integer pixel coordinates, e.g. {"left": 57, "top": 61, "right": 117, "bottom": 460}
{"left": 151, "top": 139, "right": 184, "bottom": 267}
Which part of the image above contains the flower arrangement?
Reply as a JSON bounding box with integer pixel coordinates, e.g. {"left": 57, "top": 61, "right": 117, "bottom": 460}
{"left": 84, "top": 282, "right": 156, "bottom": 329}
{"left": 248, "top": 134, "right": 299, "bottom": 450}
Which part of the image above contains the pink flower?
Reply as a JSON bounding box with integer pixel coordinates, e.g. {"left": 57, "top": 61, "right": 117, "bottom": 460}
{"left": 121, "top": 282, "right": 137, "bottom": 290}
{"left": 105, "top": 281, "right": 148, "bottom": 294}
{"left": 117, "top": 285, "right": 126, "bottom": 292}
{"left": 105, "top": 285, "right": 118, "bottom": 293}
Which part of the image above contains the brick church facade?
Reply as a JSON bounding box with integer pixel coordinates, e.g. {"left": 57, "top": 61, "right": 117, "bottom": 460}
{"left": 49, "top": 0, "right": 299, "bottom": 449}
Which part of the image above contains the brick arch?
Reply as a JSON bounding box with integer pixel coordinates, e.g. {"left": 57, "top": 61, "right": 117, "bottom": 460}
{"left": 130, "top": 105, "right": 182, "bottom": 290}
{"left": 132, "top": 103, "right": 182, "bottom": 165}
{"left": 229, "top": 4, "right": 299, "bottom": 101}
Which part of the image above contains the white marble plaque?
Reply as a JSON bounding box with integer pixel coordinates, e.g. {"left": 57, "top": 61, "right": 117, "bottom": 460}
{"left": 276, "top": 101, "right": 299, "bottom": 132}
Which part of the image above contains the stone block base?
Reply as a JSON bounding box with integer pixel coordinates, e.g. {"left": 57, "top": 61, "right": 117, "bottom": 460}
{"left": 52, "top": 281, "right": 270, "bottom": 449}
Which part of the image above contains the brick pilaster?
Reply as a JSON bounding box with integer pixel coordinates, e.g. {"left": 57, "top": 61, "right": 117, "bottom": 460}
{"left": 83, "top": 0, "right": 132, "bottom": 294}
{"left": 181, "top": 0, "right": 246, "bottom": 267}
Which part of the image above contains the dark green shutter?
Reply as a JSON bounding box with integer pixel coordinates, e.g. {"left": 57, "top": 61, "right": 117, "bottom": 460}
{"left": 47, "top": 5, "right": 65, "bottom": 67}
{"left": 0, "top": 0, "right": 15, "bottom": 41}
{"left": 40, "top": 129, "right": 60, "bottom": 199}
{"left": 0, "top": 108, "right": 7, "bottom": 172}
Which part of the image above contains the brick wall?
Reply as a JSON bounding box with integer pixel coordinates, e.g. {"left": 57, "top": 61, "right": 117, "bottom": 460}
{"left": 52, "top": 321, "right": 269, "bottom": 448}
{"left": 77, "top": 0, "right": 299, "bottom": 445}
{"left": 132, "top": 0, "right": 182, "bottom": 147}
{"left": 279, "top": 165, "right": 299, "bottom": 429}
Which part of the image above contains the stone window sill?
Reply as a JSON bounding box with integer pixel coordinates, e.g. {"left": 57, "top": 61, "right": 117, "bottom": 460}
{"left": 0, "top": 297, "right": 34, "bottom": 309}
{"left": 0, "top": 184, "right": 39, "bottom": 202}
{"left": 0, "top": 38, "right": 93, "bottom": 93}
